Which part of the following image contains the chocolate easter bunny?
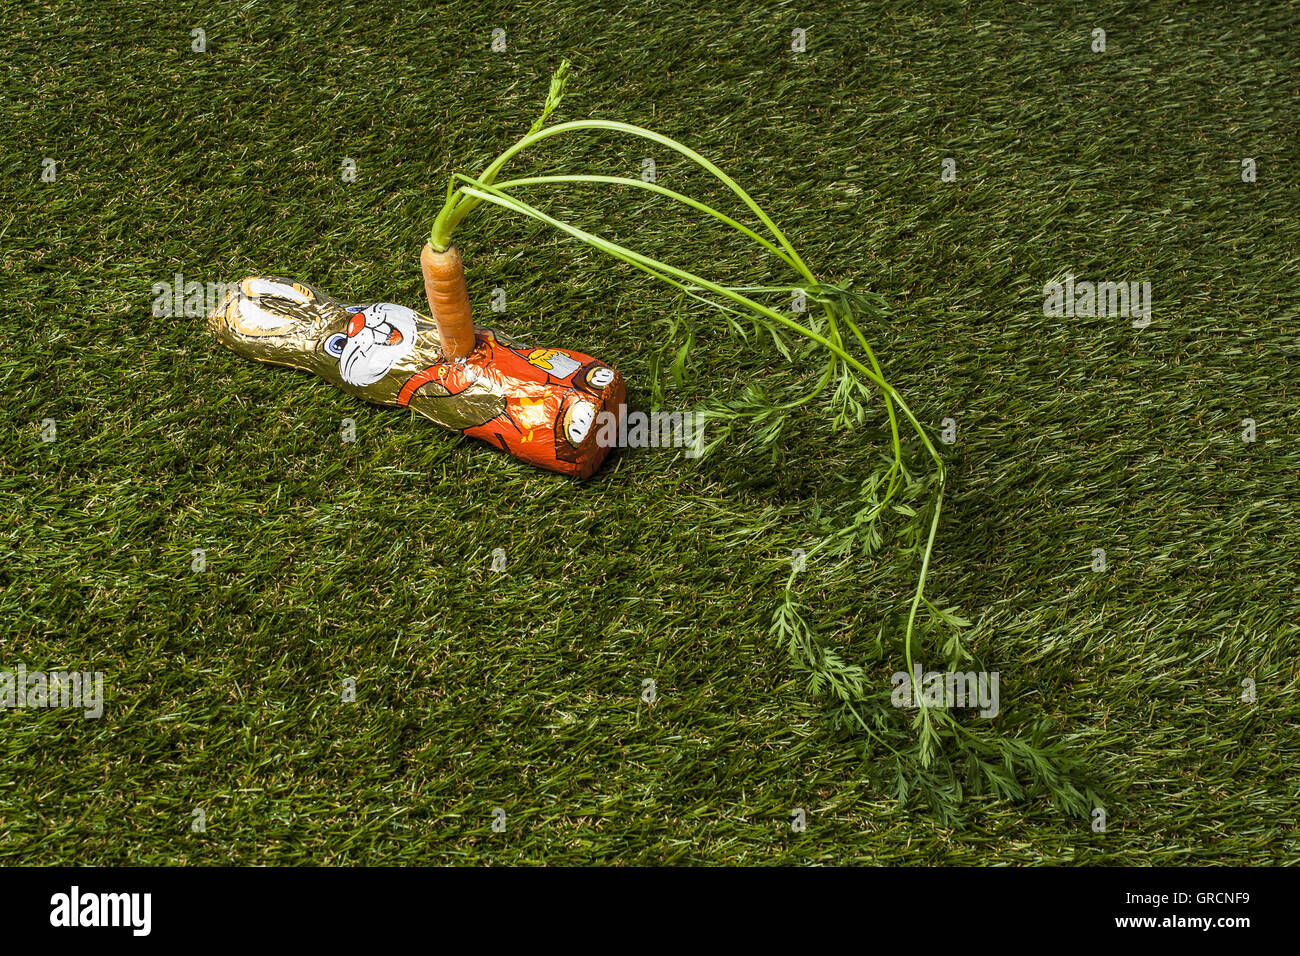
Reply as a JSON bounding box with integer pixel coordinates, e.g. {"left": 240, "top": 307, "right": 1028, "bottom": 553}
{"left": 210, "top": 250, "right": 626, "bottom": 478}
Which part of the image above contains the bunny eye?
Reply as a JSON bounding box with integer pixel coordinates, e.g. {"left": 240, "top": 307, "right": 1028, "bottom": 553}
{"left": 325, "top": 333, "right": 348, "bottom": 357}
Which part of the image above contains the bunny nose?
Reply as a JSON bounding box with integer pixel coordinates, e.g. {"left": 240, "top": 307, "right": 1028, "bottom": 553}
{"left": 346, "top": 312, "right": 366, "bottom": 337}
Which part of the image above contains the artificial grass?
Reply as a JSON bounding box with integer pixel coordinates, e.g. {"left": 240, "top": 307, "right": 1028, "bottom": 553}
{"left": 2, "top": 0, "right": 1297, "bottom": 864}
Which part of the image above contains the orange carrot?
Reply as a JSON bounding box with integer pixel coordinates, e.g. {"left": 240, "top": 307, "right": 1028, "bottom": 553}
{"left": 420, "top": 243, "right": 477, "bottom": 360}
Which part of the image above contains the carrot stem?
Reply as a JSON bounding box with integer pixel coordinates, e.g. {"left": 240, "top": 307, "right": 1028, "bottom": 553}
{"left": 450, "top": 177, "right": 947, "bottom": 684}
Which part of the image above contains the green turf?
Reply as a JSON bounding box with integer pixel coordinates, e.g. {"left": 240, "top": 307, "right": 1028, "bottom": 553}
{"left": 2, "top": 0, "right": 1297, "bottom": 864}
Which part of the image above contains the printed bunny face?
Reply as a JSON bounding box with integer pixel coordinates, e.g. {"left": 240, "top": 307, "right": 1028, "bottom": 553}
{"left": 325, "top": 303, "right": 419, "bottom": 387}
{"left": 587, "top": 367, "right": 615, "bottom": 388}
{"left": 563, "top": 398, "right": 598, "bottom": 445}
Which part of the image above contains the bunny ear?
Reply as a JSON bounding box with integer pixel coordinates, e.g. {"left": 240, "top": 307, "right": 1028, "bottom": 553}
{"left": 242, "top": 278, "right": 314, "bottom": 304}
